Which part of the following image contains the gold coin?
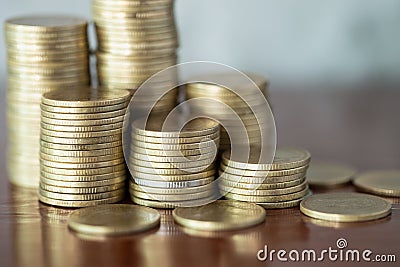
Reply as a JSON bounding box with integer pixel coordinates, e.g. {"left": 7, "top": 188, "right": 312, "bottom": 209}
{"left": 258, "top": 191, "right": 312, "bottom": 209}
{"left": 40, "top": 146, "right": 122, "bottom": 157}
{"left": 40, "top": 139, "right": 122, "bottom": 151}
{"left": 40, "top": 102, "right": 127, "bottom": 114}
{"left": 40, "top": 109, "right": 126, "bottom": 120}
{"left": 131, "top": 170, "right": 215, "bottom": 182}
{"left": 132, "top": 117, "right": 219, "bottom": 138}
{"left": 130, "top": 189, "right": 212, "bottom": 202}
{"left": 40, "top": 182, "right": 125, "bottom": 194}
{"left": 131, "top": 151, "right": 216, "bottom": 163}
{"left": 39, "top": 194, "right": 124, "bottom": 208}
{"left": 41, "top": 163, "right": 126, "bottom": 176}
{"left": 353, "top": 170, "right": 400, "bottom": 197}
{"left": 219, "top": 181, "right": 307, "bottom": 196}
{"left": 131, "top": 131, "right": 219, "bottom": 144}
{"left": 220, "top": 163, "right": 309, "bottom": 177}
{"left": 173, "top": 200, "right": 265, "bottom": 231}
{"left": 222, "top": 147, "right": 311, "bottom": 171}
{"left": 132, "top": 177, "right": 214, "bottom": 188}
{"left": 40, "top": 158, "right": 125, "bottom": 169}
{"left": 68, "top": 204, "right": 160, "bottom": 236}
{"left": 40, "top": 152, "right": 122, "bottom": 163}
{"left": 129, "top": 157, "right": 214, "bottom": 169}
{"left": 39, "top": 188, "right": 125, "bottom": 201}
{"left": 300, "top": 192, "right": 391, "bottom": 222}
{"left": 307, "top": 162, "right": 356, "bottom": 188}
{"left": 40, "top": 134, "right": 122, "bottom": 145}
{"left": 130, "top": 145, "right": 216, "bottom": 156}
{"left": 225, "top": 187, "right": 309, "bottom": 203}
{"left": 40, "top": 174, "right": 126, "bottom": 186}
{"left": 130, "top": 182, "right": 215, "bottom": 195}
{"left": 40, "top": 115, "right": 124, "bottom": 126}
{"left": 40, "top": 128, "right": 122, "bottom": 138}
{"left": 129, "top": 163, "right": 215, "bottom": 175}
{"left": 219, "top": 170, "right": 306, "bottom": 184}
{"left": 219, "top": 177, "right": 306, "bottom": 190}
{"left": 131, "top": 195, "right": 214, "bottom": 209}
{"left": 41, "top": 87, "right": 130, "bottom": 107}
{"left": 5, "top": 15, "right": 87, "bottom": 33}
{"left": 40, "top": 121, "right": 123, "bottom": 132}
{"left": 131, "top": 138, "right": 219, "bottom": 150}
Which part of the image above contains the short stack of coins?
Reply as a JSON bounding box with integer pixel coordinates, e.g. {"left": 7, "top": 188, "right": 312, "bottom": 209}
{"left": 128, "top": 116, "right": 220, "bottom": 208}
{"left": 185, "top": 72, "right": 269, "bottom": 151}
{"left": 38, "top": 88, "right": 130, "bottom": 207}
{"left": 219, "top": 148, "right": 311, "bottom": 209}
{"left": 92, "top": 0, "right": 179, "bottom": 114}
{"left": 4, "top": 15, "right": 90, "bottom": 187}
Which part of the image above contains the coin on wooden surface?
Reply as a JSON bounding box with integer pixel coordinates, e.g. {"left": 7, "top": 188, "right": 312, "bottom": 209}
{"left": 68, "top": 204, "right": 160, "bottom": 236}
{"left": 353, "top": 170, "right": 400, "bottom": 197}
{"left": 300, "top": 192, "right": 391, "bottom": 222}
{"left": 307, "top": 162, "right": 356, "bottom": 188}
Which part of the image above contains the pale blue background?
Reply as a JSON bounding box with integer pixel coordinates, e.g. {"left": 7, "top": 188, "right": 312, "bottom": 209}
{"left": 1, "top": 0, "right": 400, "bottom": 89}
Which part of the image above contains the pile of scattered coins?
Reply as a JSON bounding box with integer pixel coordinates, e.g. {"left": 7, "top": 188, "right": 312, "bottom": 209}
{"left": 128, "top": 116, "right": 220, "bottom": 208}
{"left": 5, "top": 16, "right": 90, "bottom": 187}
{"left": 39, "top": 88, "right": 130, "bottom": 207}
{"left": 219, "top": 148, "right": 311, "bottom": 209}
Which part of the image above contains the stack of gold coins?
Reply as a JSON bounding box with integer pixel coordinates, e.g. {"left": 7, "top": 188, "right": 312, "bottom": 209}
{"left": 4, "top": 15, "right": 90, "bottom": 188}
{"left": 38, "top": 88, "right": 130, "bottom": 207}
{"left": 185, "top": 72, "right": 270, "bottom": 151}
{"left": 92, "top": 0, "right": 178, "bottom": 113}
{"left": 219, "top": 147, "right": 311, "bottom": 209}
{"left": 127, "top": 116, "right": 220, "bottom": 208}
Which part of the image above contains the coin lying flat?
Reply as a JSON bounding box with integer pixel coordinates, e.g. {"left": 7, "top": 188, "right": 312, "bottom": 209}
{"left": 68, "top": 204, "right": 160, "bottom": 236}
{"left": 300, "top": 192, "right": 391, "bottom": 222}
{"left": 353, "top": 170, "right": 400, "bottom": 197}
{"left": 307, "top": 162, "right": 356, "bottom": 188}
{"left": 173, "top": 200, "right": 266, "bottom": 231}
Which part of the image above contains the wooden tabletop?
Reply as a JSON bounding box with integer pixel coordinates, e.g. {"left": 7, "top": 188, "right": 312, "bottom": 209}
{"left": 0, "top": 87, "right": 399, "bottom": 267}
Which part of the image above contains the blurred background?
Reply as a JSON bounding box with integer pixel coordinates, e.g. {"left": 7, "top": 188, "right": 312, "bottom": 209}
{"left": 1, "top": 0, "right": 400, "bottom": 90}
{"left": 0, "top": 0, "right": 399, "bottom": 171}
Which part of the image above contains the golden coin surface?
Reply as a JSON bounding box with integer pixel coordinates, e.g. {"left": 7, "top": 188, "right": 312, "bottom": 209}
{"left": 40, "top": 152, "right": 122, "bottom": 163}
{"left": 131, "top": 138, "right": 219, "bottom": 150}
{"left": 41, "top": 115, "right": 125, "bottom": 126}
{"left": 219, "top": 177, "right": 306, "bottom": 190}
{"left": 219, "top": 170, "right": 306, "bottom": 184}
{"left": 130, "top": 182, "right": 214, "bottom": 195}
{"left": 40, "top": 182, "right": 125, "bottom": 194}
{"left": 42, "top": 87, "right": 130, "bottom": 107}
{"left": 40, "top": 134, "right": 122, "bottom": 145}
{"left": 131, "top": 170, "right": 215, "bottom": 182}
{"left": 307, "top": 162, "right": 356, "bottom": 188}
{"left": 131, "top": 145, "right": 216, "bottom": 156}
{"left": 67, "top": 204, "right": 160, "bottom": 236}
{"left": 129, "top": 163, "right": 215, "bottom": 175}
{"left": 131, "top": 190, "right": 212, "bottom": 202}
{"left": 41, "top": 163, "right": 126, "bottom": 176}
{"left": 40, "top": 102, "right": 127, "bottom": 114}
{"left": 222, "top": 147, "right": 310, "bottom": 171}
{"left": 132, "top": 151, "right": 216, "bottom": 163}
{"left": 225, "top": 187, "right": 309, "bottom": 203}
{"left": 40, "top": 139, "right": 122, "bottom": 151}
{"left": 219, "top": 181, "right": 307, "bottom": 196}
{"left": 40, "top": 158, "right": 124, "bottom": 169}
{"left": 40, "top": 175, "right": 126, "bottom": 187}
{"left": 41, "top": 121, "right": 123, "bottom": 132}
{"left": 39, "top": 194, "right": 124, "bottom": 208}
{"left": 40, "top": 108, "right": 126, "bottom": 120}
{"left": 40, "top": 128, "right": 122, "bottom": 138}
{"left": 132, "top": 132, "right": 219, "bottom": 144}
{"left": 353, "top": 170, "right": 400, "bottom": 197}
{"left": 220, "top": 164, "right": 309, "bottom": 177}
{"left": 130, "top": 157, "right": 214, "bottom": 169}
{"left": 173, "top": 200, "right": 266, "bottom": 231}
{"left": 300, "top": 192, "right": 391, "bottom": 222}
{"left": 132, "top": 177, "right": 214, "bottom": 188}
{"left": 40, "top": 146, "right": 122, "bottom": 157}
{"left": 132, "top": 117, "right": 219, "bottom": 138}
{"left": 39, "top": 188, "right": 125, "bottom": 201}
{"left": 5, "top": 15, "right": 87, "bottom": 32}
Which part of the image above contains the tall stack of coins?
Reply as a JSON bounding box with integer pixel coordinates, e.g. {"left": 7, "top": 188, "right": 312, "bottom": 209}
{"left": 127, "top": 116, "right": 220, "bottom": 208}
{"left": 219, "top": 148, "right": 311, "bottom": 209}
{"left": 185, "top": 72, "right": 270, "bottom": 151}
{"left": 92, "top": 0, "right": 179, "bottom": 113}
{"left": 4, "top": 16, "right": 90, "bottom": 187}
{"left": 39, "top": 88, "right": 130, "bottom": 207}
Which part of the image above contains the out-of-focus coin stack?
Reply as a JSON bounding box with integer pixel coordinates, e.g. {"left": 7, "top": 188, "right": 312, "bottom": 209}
{"left": 185, "top": 73, "right": 269, "bottom": 151}
{"left": 219, "top": 148, "right": 311, "bottom": 209}
{"left": 128, "top": 116, "right": 220, "bottom": 208}
{"left": 38, "top": 88, "right": 130, "bottom": 207}
{"left": 4, "top": 16, "right": 90, "bottom": 188}
{"left": 92, "top": 0, "right": 179, "bottom": 114}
